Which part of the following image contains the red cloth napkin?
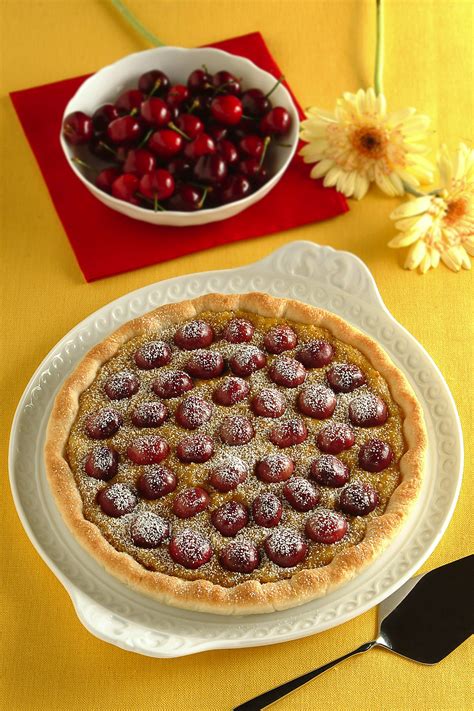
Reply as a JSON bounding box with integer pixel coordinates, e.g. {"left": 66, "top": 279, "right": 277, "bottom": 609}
{"left": 10, "top": 32, "right": 348, "bottom": 282}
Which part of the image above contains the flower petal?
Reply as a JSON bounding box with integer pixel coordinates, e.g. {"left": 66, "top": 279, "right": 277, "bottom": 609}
{"left": 404, "top": 240, "right": 427, "bottom": 269}
{"left": 388, "top": 230, "right": 424, "bottom": 248}
{"left": 310, "top": 159, "right": 334, "bottom": 179}
{"left": 390, "top": 196, "right": 433, "bottom": 220}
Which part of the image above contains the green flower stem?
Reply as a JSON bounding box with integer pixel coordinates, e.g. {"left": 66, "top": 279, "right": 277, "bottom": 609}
{"left": 111, "top": 0, "right": 164, "bottom": 46}
{"left": 374, "top": 0, "right": 384, "bottom": 95}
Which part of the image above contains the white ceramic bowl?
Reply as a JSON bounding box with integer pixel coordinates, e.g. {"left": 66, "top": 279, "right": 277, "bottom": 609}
{"left": 60, "top": 46, "right": 300, "bottom": 227}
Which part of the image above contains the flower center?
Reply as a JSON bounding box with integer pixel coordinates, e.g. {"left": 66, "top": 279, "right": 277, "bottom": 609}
{"left": 444, "top": 197, "right": 468, "bottom": 226}
{"left": 351, "top": 126, "right": 387, "bottom": 159}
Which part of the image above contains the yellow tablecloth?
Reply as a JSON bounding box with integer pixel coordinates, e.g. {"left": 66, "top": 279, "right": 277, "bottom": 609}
{"left": 1, "top": 1, "right": 472, "bottom": 709}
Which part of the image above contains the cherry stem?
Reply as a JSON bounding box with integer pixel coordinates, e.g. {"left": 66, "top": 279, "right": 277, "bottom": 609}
{"left": 212, "top": 78, "right": 241, "bottom": 98}
{"left": 265, "top": 75, "right": 285, "bottom": 99}
{"left": 198, "top": 187, "right": 209, "bottom": 209}
{"left": 259, "top": 136, "right": 272, "bottom": 168}
{"left": 148, "top": 79, "right": 162, "bottom": 98}
{"left": 138, "top": 128, "right": 153, "bottom": 149}
{"left": 168, "top": 122, "right": 191, "bottom": 140}
{"left": 153, "top": 193, "right": 165, "bottom": 211}
{"left": 98, "top": 141, "right": 117, "bottom": 157}
{"left": 187, "top": 99, "right": 199, "bottom": 114}
{"left": 241, "top": 114, "right": 259, "bottom": 121}
{"left": 72, "top": 156, "right": 93, "bottom": 171}
{"left": 130, "top": 107, "right": 138, "bottom": 116}
{"left": 137, "top": 191, "right": 166, "bottom": 210}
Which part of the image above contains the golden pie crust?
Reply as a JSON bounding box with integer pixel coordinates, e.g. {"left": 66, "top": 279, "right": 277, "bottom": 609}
{"left": 45, "top": 292, "right": 426, "bottom": 614}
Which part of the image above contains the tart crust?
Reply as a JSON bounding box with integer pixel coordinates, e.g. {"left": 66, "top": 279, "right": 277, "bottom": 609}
{"left": 45, "top": 292, "right": 426, "bottom": 614}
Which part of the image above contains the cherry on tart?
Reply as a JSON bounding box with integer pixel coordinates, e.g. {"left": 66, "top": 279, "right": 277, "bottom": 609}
{"left": 268, "top": 356, "right": 306, "bottom": 387}
{"left": 327, "top": 363, "right": 366, "bottom": 393}
{"left": 85, "top": 408, "right": 122, "bottom": 439}
{"left": 172, "top": 487, "right": 210, "bottom": 518}
{"left": 104, "top": 370, "right": 139, "bottom": 400}
{"left": 131, "top": 512, "right": 170, "bottom": 548}
{"left": 176, "top": 434, "right": 214, "bottom": 463}
{"left": 251, "top": 388, "right": 286, "bottom": 418}
{"left": 127, "top": 435, "right": 169, "bottom": 465}
{"left": 169, "top": 529, "right": 212, "bottom": 569}
{"left": 269, "top": 418, "right": 308, "bottom": 448}
{"left": 359, "top": 439, "right": 394, "bottom": 472}
{"left": 349, "top": 392, "right": 389, "bottom": 427}
{"left": 211, "top": 501, "right": 249, "bottom": 536}
{"left": 213, "top": 376, "right": 250, "bottom": 405}
{"left": 229, "top": 345, "right": 267, "bottom": 377}
{"left": 264, "top": 325, "right": 298, "bottom": 354}
{"left": 208, "top": 456, "right": 248, "bottom": 492}
{"left": 296, "top": 339, "right": 334, "bottom": 368}
{"left": 220, "top": 415, "right": 254, "bottom": 445}
{"left": 174, "top": 320, "right": 214, "bottom": 350}
{"left": 306, "top": 509, "right": 348, "bottom": 544}
{"left": 222, "top": 318, "right": 254, "bottom": 343}
{"left": 219, "top": 540, "right": 260, "bottom": 574}
{"left": 339, "top": 482, "right": 380, "bottom": 516}
{"left": 255, "top": 453, "right": 295, "bottom": 483}
{"left": 317, "top": 422, "right": 355, "bottom": 454}
{"left": 252, "top": 492, "right": 283, "bottom": 527}
{"left": 283, "top": 477, "right": 320, "bottom": 512}
{"left": 310, "top": 454, "right": 350, "bottom": 488}
{"left": 297, "top": 384, "right": 336, "bottom": 419}
{"left": 136, "top": 465, "right": 177, "bottom": 500}
{"left": 184, "top": 350, "right": 224, "bottom": 379}
{"left": 97, "top": 483, "right": 137, "bottom": 518}
{"left": 175, "top": 395, "right": 212, "bottom": 429}
{"left": 264, "top": 528, "right": 308, "bottom": 567}
{"left": 131, "top": 401, "right": 168, "bottom": 428}
{"left": 84, "top": 446, "right": 119, "bottom": 480}
{"left": 152, "top": 370, "right": 194, "bottom": 398}
{"left": 134, "top": 340, "right": 171, "bottom": 369}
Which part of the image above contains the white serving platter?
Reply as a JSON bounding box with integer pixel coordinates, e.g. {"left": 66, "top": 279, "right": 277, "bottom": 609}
{"left": 9, "top": 241, "right": 463, "bottom": 658}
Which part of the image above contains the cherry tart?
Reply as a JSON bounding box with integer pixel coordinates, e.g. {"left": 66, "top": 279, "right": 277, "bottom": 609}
{"left": 45, "top": 292, "right": 426, "bottom": 615}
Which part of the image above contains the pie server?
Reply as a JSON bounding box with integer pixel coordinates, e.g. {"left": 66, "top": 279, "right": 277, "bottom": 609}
{"left": 234, "top": 555, "right": 474, "bottom": 711}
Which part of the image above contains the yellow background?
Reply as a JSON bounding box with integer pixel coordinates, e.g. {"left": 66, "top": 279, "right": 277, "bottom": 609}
{"left": 1, "top": 1, "right": 473, "bottom": 709}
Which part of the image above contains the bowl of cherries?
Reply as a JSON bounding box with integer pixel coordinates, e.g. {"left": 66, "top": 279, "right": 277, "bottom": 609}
{"left": 60, "top": 46, "right": 299, "bottom": 226}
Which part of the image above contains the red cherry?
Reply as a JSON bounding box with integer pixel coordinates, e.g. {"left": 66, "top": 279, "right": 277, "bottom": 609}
{"left": 115, "top": 89, "right": 144, "bottom": 114}
{"left": 339, "top": 482, "right": 380, "bottom": 516}
{"left": 241, "top": 89, "right": 270, "bottom": 117}
{"left": 348, "top": 392, "right": 389, "bottom": 427}
{"left": 92, "top": 104, "right": 120, "bottom": 133}
{"left": 168, "top": 185, "right": 204, "bottom": 211}
{"left": 283, "top": 477, "right": 320, "bottom": 512}
{"left": 218, "top": 174, "right": 252, "bottom": 203}
{"left": 136, "top": 465, "right": 177, "bottom": 499}
{"left": 152, "top": 370, "right": 194, "bottom": 398}
{"left": 211, "top": 95, "right": 243, "bottom": 125}
{"left": 169, "top": 528, "right": 212, "bottom": 569}
{"left": 131, "top": 401, "right": 169, "bottom": 428}
{"left": 239, "top": 134, "right": 264, "bottom": 158}
{"left": 84, "top": 446, "right": 119, "bottom": 480}
{"left": 217, "top": 139, "right": 239, "bottom": 165}
{"left": 297, "top": 384, "right": 336, "bottom": 419}
{"left": 264, "top": 528, "right": 308, "bottom": 567}
{"left": 219, "top": 540, "right": 259, "bottom": 573}
{"left": 268, "top": 357, "right": 306, "bottom": 388}
{"left": 306, "top": 509, "right": 348, "bottom": 543}
{"left": 96, "top": 167, "right": 121, "bottom": 194}
{"left": 140, "top": 97, "right": 171, "bottom": 127}
{"left": 220, "top": 415, "right": 254, "bottom": 445}
{"left": 174, "top": 320, "right": 214, "bottom": 350}
{"left": 269, "top": 418, "right": 308, "bottom": 448}
{"left": 107, "top": 116, "right": 142, "bottom": 144}
{"left": 85, "top": 408, "right": 122, "bottom": 439}
{"left": 260, "top": 107, "right": 291, "bottom": 136}
{"left": 138, "top": 69, "right": 170, "bottom": 95}
{"left": 359, "top": 439, "right": 394, "bottom": 472}
{"left": 172, "top": 487, "right": 210, "bottom": 518}
{"left": 139, "top": 169, "right": 175, "bottom": 200}
{"left": 296, "top": 339, "right": 334, "bottom": 368}
{"left": 97, "top": 483, "right": 137, "bottom": 518}
{"left": 212, "top": 71, "right": 242, "bottom": 95}
{"left": 166, "top": 84, "right": 190, "bottom": 108}
{"left": 176, "top": 113, "right": 204, "bottom": 139}
{"left": 239, "top": 158, "right": 264, "bottom": 179}
{"left": 187, "top": 69, "right": 213, "bottom": 93}
{"left": 327, "top": 363, "right": 366, "bottom": 393}
{"left": 176, "top": 434, "right": 214, "bottom": 463}
{"left": 127, "top": 435, "right": 170, "bottom": 465}
{"left": 185, "top": 350, "right": 225, "bottom": 379}
{"left": 208, "top": 456, "right": 248, "bottom": 492}
{"left": 131, "top": 512, "right": 169, "bottom": 548}
{"left": 208, "top": 122, "right": 229, "bottom": 142}
{"left": 211, "top": 501, "right": 249, "bottom": 536}
{"left": 229, "top": 345, "right": 267, "bottom": 377}
{"left": 63, "top": 111, "right": 93, "bottom": 145}
{"left": 104, "top": 370, "right": 139, "bottom": 400}
{"left": 175, "top": 395, "right": 212, "bottom": 429}
{"left": 264, "top": 325, "right": 298, "bottom": 354}
{"left": 183, "top": 133, "right": 216, "bottom": 160}
{"left": 193, "top": 155, "right": 228, "bottom": 185}
{"left": 134, "top": 340, "right": 171, "bottom": 369}
{"left": 166, "top": 157, "right": 193, "bottom": 180}
{"left": 255, "top": 453, "right": 294, "bottom": 483}
{"left": 310, "top": 454, "right": 350, "bottom": 488}
{"left": 253, "top": 166, "right": 269, "bottom": 188}
{"left": 222, "top": 318, "right": 254, "bottom": 343}
{"left": 148, "top": 129, "right": 183, "bottom": 158}
{"left": 90, "top": 137, "right": 117, "bottom": 161}
{"left": 251, "top": 388, "right": 286, "bottom": 418}
{"left": 317, "top": 422, "right": 355, "bottom": 454}
{"left": 111, "top": 173, "right": 140, "bottom": 204}
{"left": 213, "top": 376, "right": 250, "bottom": 406}
{"left": 252, "top": 492, "right": 283, "bottom": 527}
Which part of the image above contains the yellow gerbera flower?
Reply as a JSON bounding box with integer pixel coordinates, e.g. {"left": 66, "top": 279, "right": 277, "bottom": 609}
{"left": 388, "top": 143, "right": 474, "bottom": 273}
{"left": 299, "top": 88, "right": 434, "bottom": 199}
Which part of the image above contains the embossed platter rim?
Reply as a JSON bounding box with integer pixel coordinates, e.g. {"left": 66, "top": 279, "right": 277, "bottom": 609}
{"left": 9, "top": 241, "right": 463, "bottom": 657}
